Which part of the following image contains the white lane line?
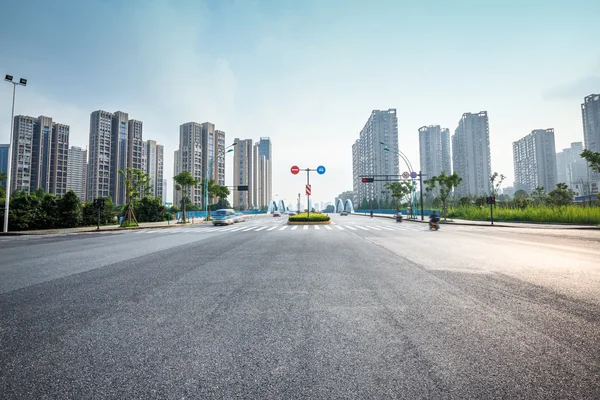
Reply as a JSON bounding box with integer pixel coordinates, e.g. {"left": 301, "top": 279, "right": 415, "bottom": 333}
{"left": 279, "top": 226, "right": 289, "bottom": 230}
{"left": 314, "top": 225, "right": 320, "bottom": 230}
{"left": 325, "top": 225, "right": 332, "bottom": 230}
{"left": 255, "top": 226, "right": 268, "bottom": 231}
{"left": 267, "top": 226, "right": 278, "bottom": 231}
{"left": 355, "top": 225, "right": 370, "bottom": 231}
{"left": 345, "top": 225, "right": 357, "bottom": 230}
{"left": 230, "top": 226, "right": 248, "bottom": 231}
{"left": 303, "top": 225, "right": 308, "bottom": 230}
{"left": 335, "top": 225, "right": 344, "bottom": 230}
{"left": 242, "top": 226, "right": 257, "bottom": 231}
{"left": 367, "top": 226, "right": 381, "bottom": 230}
{"left": 292, "top": 226, "right": 298, "bottom": 230}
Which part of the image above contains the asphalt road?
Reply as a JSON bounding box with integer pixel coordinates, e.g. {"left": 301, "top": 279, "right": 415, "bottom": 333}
{"left": 1, "top": 214, "right": 599, "bottom": 399}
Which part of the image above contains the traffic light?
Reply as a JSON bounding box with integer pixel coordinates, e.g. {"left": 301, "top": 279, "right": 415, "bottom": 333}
{"left": 486, "top": 196, "right": 496, "bottom": 205}
{"left": 94, "top": 198, "right": 105, "bottom": 208}
{"left": 362, "top": 177, "right": 374, "bottom": 183}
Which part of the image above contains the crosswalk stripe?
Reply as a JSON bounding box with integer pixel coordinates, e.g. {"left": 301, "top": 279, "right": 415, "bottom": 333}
{"left": 267, "top": 226, "right": 277, "bottom": 231}
{"left": 314, "top": 225, "right": 320, "bottom": 230}
{"left": 242, "top": 226, "right": 257, "bottom": 231}
{"left": 255, "top": 226, "right": 267, "bottom": 231}
{"left": 368, "top": 226, "right": 381, "bottom": 230}
{"left": 279, "top": 226, "right": 288, "bottom": 230}
{"left": 378, "top": 226, "right": 395, "bottom": 231}
{"left": 345, "top": 225, "right": 357, "bottom": 230}
{"left": 292, "top": 226, "right": 298, "bottom": 230}
{"left": 335, "top": 225, "right": 344, "bottom": 230}
{"left": 325, "top": 225, "right": 332, "bottom": 230}
{"left": 355, "top": 226, "right": 370, "bottom": 230}
{"left": 303, "top": 225, "right": 308, "bottom": 230}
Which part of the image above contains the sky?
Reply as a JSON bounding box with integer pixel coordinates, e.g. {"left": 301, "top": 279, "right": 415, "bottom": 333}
{"left": 1, "top": 0, "right": 599, "bottom": 206}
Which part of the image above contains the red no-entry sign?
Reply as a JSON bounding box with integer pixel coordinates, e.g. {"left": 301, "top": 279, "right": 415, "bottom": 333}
{"left": 291, "top": 165, "right": 300, "bottom": 175}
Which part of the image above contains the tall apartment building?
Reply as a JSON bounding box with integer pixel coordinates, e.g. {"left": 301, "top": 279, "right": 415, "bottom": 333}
{"left": 162, "top": 179, "right": 167, "bottom": 205}
{"left": 233, "top": 138, "right": 253, "bottom": 210}
{"left": 67, "top": 146, "right": 87, "bottom": 201}
{"left": 0, "top": 144, "right": 8, "bottom": 187}
{"left": 173, "top": 122, "right": 203, "bottom": 206}
{"left": 128, "top": 119, "right": 143, "bottom": 171}
{"left": 10, "top": 115, "right": 69, "bottom": 196}
{"left": 110, "top": 111, "right": 129, "bottom": 205}
{"left": 352, "top": 109, "right": 399, "bottom": 209}
{"left": 452, "top": 111, "right": 492, "bottom": 198}
{"left": 556, "top": 142, "right": 590, "bottom": 196}
{"left": 173, "top": 149, "right": 180, "bottom": 204}
{"left": 87, "top": 110, "right": 113, "bottom": 201}
{"left": 582, "top": 94, "right": 600, "bottom": 194}
{"left": 256, "top": 137, "right": 272, "bottom": 206}
{"left": 513, "top": 129, "right": 557, "bottom": 193}
{"left": 145, "top": 140, "right": 164, "bottom": 199}
{"left": 419, "top": 125, "right": 452, "bottom": 182}
{"left": 199, "top": 123, "right": 226, "bottom": 187}
{"left": 50, "top": 123, "right": 70, "bottom": 196}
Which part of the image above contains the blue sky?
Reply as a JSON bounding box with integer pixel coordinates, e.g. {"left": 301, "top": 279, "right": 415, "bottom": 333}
{"left": 1, "top": 0, "right": 599, "bottom": 204}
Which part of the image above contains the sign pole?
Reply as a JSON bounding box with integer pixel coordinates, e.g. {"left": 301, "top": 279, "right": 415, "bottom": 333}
{"left": 307, "top": 168, "right": 310, "bottom": 218}
{"left": 490, "top": 201, "right": 494, "bottom": 225}
{"left": 419, "top": 171, "right": 425, "bottom": 220}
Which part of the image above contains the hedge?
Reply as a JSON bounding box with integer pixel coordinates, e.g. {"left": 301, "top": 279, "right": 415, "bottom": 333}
{"left": 288, "top": 213, "right": 331, "bottom": 222}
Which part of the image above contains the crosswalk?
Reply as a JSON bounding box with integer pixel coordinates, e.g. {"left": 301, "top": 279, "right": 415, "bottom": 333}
{"left": 127, "top": 223, "right": 427, "bottom": 235}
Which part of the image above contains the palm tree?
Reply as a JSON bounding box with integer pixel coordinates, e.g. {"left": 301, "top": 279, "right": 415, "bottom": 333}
{"left": 174, "top": 171, "right": 199, "bottom": 223}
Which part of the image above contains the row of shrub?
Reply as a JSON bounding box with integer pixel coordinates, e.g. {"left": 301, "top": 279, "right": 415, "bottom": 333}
{"left": 448, "top": 204, "right": 600, "bottom": 225}
{"left": 288, "top": 212, "right": 331, "bottom": 222}
{"left": 0, "top": 189, "right": 171, "bottom": 231}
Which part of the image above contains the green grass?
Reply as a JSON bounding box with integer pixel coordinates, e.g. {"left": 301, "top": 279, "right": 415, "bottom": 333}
{"left": 289, "top": 213, "right": 331, "bottom": 222}
{"left": 448, "top": 205, "right": 600, "bottom": 225}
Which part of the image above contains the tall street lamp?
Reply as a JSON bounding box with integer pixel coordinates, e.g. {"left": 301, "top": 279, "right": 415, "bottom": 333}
{"left": 3, "top": 75, "right": 27, "bottom": 233}
{"left": 205, "top": 142, "right": 236, "bottom": 220}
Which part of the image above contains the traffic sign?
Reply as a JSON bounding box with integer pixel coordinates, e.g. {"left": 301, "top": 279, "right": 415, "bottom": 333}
{"left": 402, "top": 171, "right": 410, "bottom": 179}
{"left": 317, "top": 165, "right": 326, "bottom": 175}
{"left": 410, "top": 171, "right": 417, "bottom": 179}
{"left": 291, "top": 165, "right": 300, "bottom": 175}
{"left": 306, "top": 184, "right": 311, "bottom": 196}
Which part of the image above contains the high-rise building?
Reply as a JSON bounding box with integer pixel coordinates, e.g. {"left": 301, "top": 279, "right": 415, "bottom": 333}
{"left": 252, "top": 142, "right": 270, "bottom": 209}
{"left": 233, "top": 138, "right": 253, "bottom": 210}
{"left": 50, "top": 123, "right": 70, "bottom": 196}
{"left": 10, "top": 115, "right": 69, "bottom": 196}
{"left": 156, "top": 144, "right": 163, "bottom": 200}
{"left": 513, "top": 129, "right": 557, "bottom": 193}
{"left": 146, "top": 140, "right": 158, "bottom": 196}
{"left": 87, "top": 110, "right": 113, "bottom": 201}
{"left": 0, "top": 144, "right": 8, "bottom": 187}
{"left": 141, "top": 140, "right": 147, "bottom": 175}
{"left": 174, "top": 122, "right": 203, "bottom": 206}
{"left": 452, "top": 111, "right": 492, "bottom": 198}
{"left": 128, "top": 119, "right": 143, "bottom": 171}
{"left": 200, "top": 123, "right": 226, "bottom": 187}
{"left": 162, "top": 179, "right": 167, "bottom": 205}
{"left": 110, "top": 111, "right": 129, "bottom": 205}
{"left": 556, "top": 142, "right": 590, "bottom": 196}
{"left": 257, "top": 137, "right": 272, "bottom": 206}
{"left": 419, "top": 125, "right": 452, "bottom": 182}
{"left": 67, "top": 146, "right": 87, "bottom": 201}
{"left": 582, "top": 94, "right": 600, "bottom": 194}
{"left": 352, "top": 109, "right": 399, "bottom": 209}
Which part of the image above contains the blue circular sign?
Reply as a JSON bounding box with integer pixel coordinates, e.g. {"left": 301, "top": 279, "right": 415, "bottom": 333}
{"left": 317, "top": 165, "right": 326, "bottom": 175}
{"left": 410, "top": 171, "right": 417, "bottom": 179}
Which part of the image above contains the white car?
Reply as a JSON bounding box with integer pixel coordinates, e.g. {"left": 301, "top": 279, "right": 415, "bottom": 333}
{"left": 233, "top": 212, "right": 245, "bottom": 223}
{"left": 273, "top": 211, "right": 281, "bottom": 217}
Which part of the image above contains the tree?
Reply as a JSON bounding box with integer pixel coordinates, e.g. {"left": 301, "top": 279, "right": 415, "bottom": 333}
{"left": 200, "top": 178, "right": 218, "bottom": 209}
{"left": 581, "top": 149, "right": 600, "bottom": 173}
{"left": 119, "top": 168, "right": 153, "bottom": 227}
{"left": 490, "top": 172, "right": 506, "bottom": 196}
{"left": 459, "top": 196, "right": 472, "bottom": 207}
{"left": 474, "top": 196, "right": 486, "bottom": 207}
{"left": 547, "top": 183, "right": 575, "bottom": 207}
{"left": 384, "top": 181, "right": 412, "bottom": 211}
{"left": 424, "top": 171, "right": 462, "bottom": 221}
{"left": 135, "top": 196, "right": 167, "bottom": 222}
{"left": 0, "top": 172, "right": 6, "bottom": 198}
{"left": 57, "top": 190, "right": 82, "bottom": 228}
{"left": 174, "top": 171, "right": 199, "bottom": 223}
{"left": 531, "top": 186, "right": 546, "bottom": 204}
{"left": 514, "top": 189, "right": 529, "bottom": 199}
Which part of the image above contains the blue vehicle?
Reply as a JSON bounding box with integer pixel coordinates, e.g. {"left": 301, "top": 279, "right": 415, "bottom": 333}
{"left": 212, "top": 209, "right": 236, "bottom": 226}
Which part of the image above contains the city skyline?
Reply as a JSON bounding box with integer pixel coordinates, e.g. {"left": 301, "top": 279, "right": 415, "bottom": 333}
{"left": 1, "top": 1, "right": 599, "bottom": 204}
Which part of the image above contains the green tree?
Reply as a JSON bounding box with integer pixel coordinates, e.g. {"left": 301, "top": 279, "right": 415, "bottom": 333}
{"left": 384, "top": 181, "right": 412, "bottom": 210}
{"left": 474, "top": 196, "right": 487, "bottom": 207}
{"left": 514, "top": 189, "right": 529, "bottom": 199}
{"left": 424, "top": 171, "right": 463, "bottom": 221}
{"left": 0, "top": 171, "right": 6, "bottom": 198}
{"left": 490, "top": 172, "right": 506, "bottom": 196}
{"left": 459, "top": 196, "right": 472, "bottom": 206}
{"left": 135, "top": 196, "right": 168, "bottom": 222}
{"left": 200, "top": 178, "right": 218, "bottom": 209}
{"left": 119, "top": 168, "right": 153, "bottom": 227}
{"left": 57, "top": 190, "right": 82, "bottom": 227}
{"left": 531, "top": 186, "right": 546, "bottom": 204}
{"left": 174, "top": 171, "right": 199, "bottom": 223}
{"left": 581, "top": 149, "right": 600, "bottom": 173}
{"left": 546, "top": 183, "right": 575, "bottom": 207}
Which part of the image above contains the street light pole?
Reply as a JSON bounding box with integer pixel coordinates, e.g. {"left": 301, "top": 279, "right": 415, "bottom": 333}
{"left": 205, "top": 143, "right": 236, "bottom": 221}
{"left": 3, "top": 75, "right": 27, "bottom": 233}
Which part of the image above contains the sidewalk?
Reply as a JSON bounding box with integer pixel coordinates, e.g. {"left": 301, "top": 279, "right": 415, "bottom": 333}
{"left": 1, "top": 215, "right": 264, "bottom": 236}
{"left": 352, "top": 212, "right": 599, "bottom": 230}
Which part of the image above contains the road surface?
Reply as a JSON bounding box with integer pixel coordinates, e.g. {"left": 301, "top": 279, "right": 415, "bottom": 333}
{"left": 1, "top": 214, "right": 599, "bottom": 399}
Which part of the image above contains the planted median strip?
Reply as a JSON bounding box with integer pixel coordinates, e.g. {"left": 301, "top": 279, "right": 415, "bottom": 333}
{"left": 288, "top": 212, "right": 331, "bottom": 225}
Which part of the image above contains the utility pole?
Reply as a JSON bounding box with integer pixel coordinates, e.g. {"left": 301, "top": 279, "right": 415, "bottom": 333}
{"left": 419, "top": 171, "right": 425, "bottom": 220}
